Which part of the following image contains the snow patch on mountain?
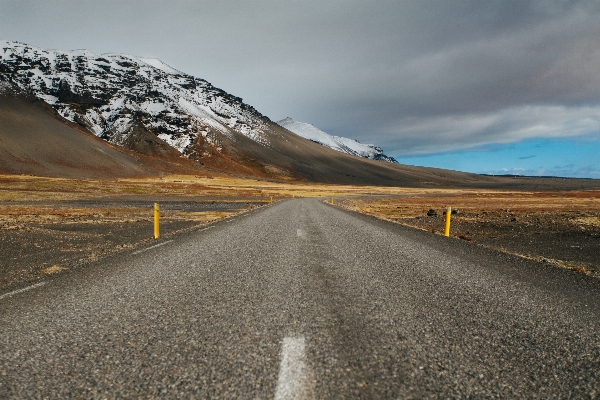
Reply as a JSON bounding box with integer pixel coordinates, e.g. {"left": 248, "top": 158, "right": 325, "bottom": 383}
{"left": 137, "top": 57, "right": 182, "bottom": 75}
{"left": 277, "top": 118, "right": 397, "bottom": 163}
{"left": 0, "top": 40, "right": 272, "bottom": 156}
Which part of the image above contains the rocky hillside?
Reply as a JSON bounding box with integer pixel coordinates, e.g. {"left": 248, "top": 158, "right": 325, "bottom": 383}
{"left": 277, "top": 117, "right": 397, "bottom": 163}
{"left": 0, "top": 40, "right": 274, "bottom": 163}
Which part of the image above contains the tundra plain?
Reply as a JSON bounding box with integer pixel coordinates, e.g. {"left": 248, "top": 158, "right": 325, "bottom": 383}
{"left": 1, "top": 174, "right": 599, "bottom": 293}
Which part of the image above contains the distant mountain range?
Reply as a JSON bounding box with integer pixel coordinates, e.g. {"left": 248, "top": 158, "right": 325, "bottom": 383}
{"left": 2, "top": 40, "right": 597, "bottom": 190}
{"left": 277, "top": 118, "right": 397, "bottom": 163}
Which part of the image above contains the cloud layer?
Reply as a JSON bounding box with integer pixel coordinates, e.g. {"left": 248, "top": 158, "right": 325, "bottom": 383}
{"left": 381, "top": 104, "right": 600, "bottom": 154}
{"left": 1, "top": 0, "right": 599, "bottom": 156}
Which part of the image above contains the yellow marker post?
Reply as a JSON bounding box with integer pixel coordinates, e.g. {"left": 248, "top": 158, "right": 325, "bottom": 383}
{"left": 154, "top": 203, "right": 160, "bottom": 239}
{"left": 270, "top": 196, "right": 273, "bottom": 203}
{"left": 331, "top": 197, "right": 334, "bottom": 204}
{"left": 444, "top": 207, "right": 451, "bottom": 237}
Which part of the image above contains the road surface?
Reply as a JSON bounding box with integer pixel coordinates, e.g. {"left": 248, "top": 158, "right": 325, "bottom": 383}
{"left": 1, "top": 198, "right": 599, "bottom": 398}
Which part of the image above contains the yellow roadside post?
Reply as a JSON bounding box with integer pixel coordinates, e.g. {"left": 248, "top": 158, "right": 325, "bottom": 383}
{"left": 331, "top": 197, "right": 334, "bottom": 204}
{"left": 444, "top": 207, "right": 451, "bottom": 237}
{"left": 154, "top": 203, "right": 160, "bottom": 239}
{"left": 270, "top": 196, "right": 273, "bottom": 203}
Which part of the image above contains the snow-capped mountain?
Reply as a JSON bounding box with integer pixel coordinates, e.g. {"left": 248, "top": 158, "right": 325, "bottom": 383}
{"left": 0, "top": 40, "right": 272, "bottom": 159}
{"left": 1, "top": 41, "right": 439, "bottom": 185}
{"left": 277, "top": 118, "right": 397, "bottom": 163}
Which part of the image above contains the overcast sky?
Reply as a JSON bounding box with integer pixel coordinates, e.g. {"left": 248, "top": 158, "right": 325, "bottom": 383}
{"left": 1, "top": 0, "right": 600, "bottom": 177}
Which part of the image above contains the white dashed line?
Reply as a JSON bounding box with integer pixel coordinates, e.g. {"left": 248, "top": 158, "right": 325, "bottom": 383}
{"left": 0, "top": 282, "right": 47, "bottom": 301}
{"left": 275, "top": 336, "right": 315, "bottom": 400}
{"left": 296, "top": 229, "right": 302, "bottom": 237}
{"left": 132, "top": 240, "right": 173, "bottom": 255}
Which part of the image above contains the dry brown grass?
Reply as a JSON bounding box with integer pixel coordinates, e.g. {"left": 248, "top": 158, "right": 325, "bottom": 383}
{"left": 0, "top": 174, "right": 466, "bottom": 201}
{"left": 338, "top": 190, "right": 600, "bottom": 222}
{"left": 0, "top": 205, "right": 239, "bottom": 231}
{"left": 576, "top": 216, "right": 600, "bottom": 226}
{"left": 41, "top": 265, "right": 66, "bottom": 274}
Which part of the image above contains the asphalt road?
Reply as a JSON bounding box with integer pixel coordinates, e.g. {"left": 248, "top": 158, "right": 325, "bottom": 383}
{"left": 1, "top": 198, "right": 599, "bottom": 398}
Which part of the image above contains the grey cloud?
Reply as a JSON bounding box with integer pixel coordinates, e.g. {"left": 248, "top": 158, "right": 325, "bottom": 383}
{"left": 377, "top": 104, "right": 600, "bottom": 155}
{"left": 1, "top": 0, "right": 600, "bottom": 156}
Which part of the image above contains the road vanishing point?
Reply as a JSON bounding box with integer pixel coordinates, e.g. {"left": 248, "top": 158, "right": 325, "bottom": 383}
{"left": 1, "top": 199, "right": 599, "bottom": 398}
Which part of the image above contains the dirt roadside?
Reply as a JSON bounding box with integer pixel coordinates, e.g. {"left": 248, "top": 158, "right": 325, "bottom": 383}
{"left": 0, "top": 199, "right": 266, "bottom": 294}
{"left": 3, "top": 173, "right": 600, "bottom": 293}
{"left": 336, "top": 191, "right": 600, "bottom": 279}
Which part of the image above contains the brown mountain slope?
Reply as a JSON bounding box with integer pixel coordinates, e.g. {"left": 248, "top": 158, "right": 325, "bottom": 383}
{"left": 208, "top": 123, "right": 600, "bottom": 190}
{"left": 0, "top": 86, "right": 149, "bottom": 179}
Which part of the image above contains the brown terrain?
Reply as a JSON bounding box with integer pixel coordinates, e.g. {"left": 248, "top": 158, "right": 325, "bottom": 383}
{"left": 2, "top": 173, "right": 600, "bottom": 296}
{"left": 336, "top": 190, "right": 600, "bottom": 278}
{"left": 0, "top": 200, "right": 262, "bottom": 290}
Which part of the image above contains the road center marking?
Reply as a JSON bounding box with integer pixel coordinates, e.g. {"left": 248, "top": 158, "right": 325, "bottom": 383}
{"left": 0, "top": 282, "right": 47, "bottom": 301}
{"left": 275, "top": 336, "right": 315, "bottom": 400}
{"left": 297, "top": 229, "right": 302, "bottom": 237}
{"left": 132, "top": 240, "right": 173, "bottom": 255}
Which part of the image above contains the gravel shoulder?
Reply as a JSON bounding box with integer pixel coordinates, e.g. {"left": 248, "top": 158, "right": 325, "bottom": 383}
{"left": 336, "top": 191, "right": 600, "bottom": 278}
